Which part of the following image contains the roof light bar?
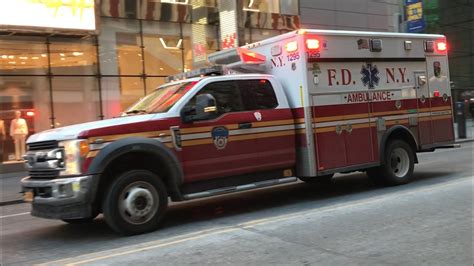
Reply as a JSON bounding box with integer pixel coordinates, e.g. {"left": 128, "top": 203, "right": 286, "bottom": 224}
{"left": 166, "top": 65, "right": 224, "bottom": 82}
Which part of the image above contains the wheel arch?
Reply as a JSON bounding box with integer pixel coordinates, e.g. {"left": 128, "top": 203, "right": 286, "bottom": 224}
{"left": 380, "top": 125, "right": 419, "bottom": 164}
{"left": 87, "top": 137, "right": 184, "bottom": 202}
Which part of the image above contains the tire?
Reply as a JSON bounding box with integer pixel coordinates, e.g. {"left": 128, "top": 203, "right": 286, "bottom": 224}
{"left": 299, "top": 174, "right": 334, "bottom": 184}
{"left": 102, "top": 170, "right": 168, "bottom": 235}
{"left": 367, "top": 139, "right": 415, "bottom": 186}
{"left": 62, "top": 213, "right": 98, "bottom": 224}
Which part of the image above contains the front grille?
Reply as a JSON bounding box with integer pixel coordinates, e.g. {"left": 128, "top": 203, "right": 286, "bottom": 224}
{"left": 29, "top": 169, "right": 60, "bottom": 179}
{"left": 28, "top": 141, "right": 58, "bottom": 151}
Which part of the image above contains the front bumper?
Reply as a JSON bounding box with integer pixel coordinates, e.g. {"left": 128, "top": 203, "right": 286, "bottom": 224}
{"left": 21, "top": 175, "right": 98, "bottom": 220}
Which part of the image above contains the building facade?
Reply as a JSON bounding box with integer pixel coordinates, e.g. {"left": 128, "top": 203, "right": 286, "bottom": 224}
{"left": 0, "top": 0, "right": 299, "bottom": 162}
{"left": 299, "top": 0, "right": 401, "bottom": 32}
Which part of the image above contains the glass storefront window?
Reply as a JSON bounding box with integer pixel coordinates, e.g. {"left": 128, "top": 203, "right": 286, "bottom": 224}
{"left": 119, "top": 77, "right": 145, "bottom": 112}
{"left": 182, "top": 23, "right": 218, "bottom": 70}
{"left": 0, "top": 76, "right": 50, "bottom": 162}
{"left": 142, "top": 21, "right": 184, "bottom": 76}
{"left": 146, "top": 77, "right": 167, "bottom": 94}
{"left": 243, "top": 0, "right": 280, "bottom": 13}
{"left": 52, "top": 77, "right": 100, "bottom": 128}
{"left": 244, "top": 28, "right": 282, "bottom": 43}
{"left": 0, "top": 36, "right": 48, "bottom": 75}
{"left": 280, "top": 0, "right": 298, "bottom": 15}
{"left": 49, "top": 37, "right": 97, "bottom": 75}
{"left": 99, "top": 18, "right": 142, "bottom": 76}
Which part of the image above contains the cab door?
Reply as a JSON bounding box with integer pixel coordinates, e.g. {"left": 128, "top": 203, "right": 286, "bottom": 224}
{"left": 180, "top": 80, "right": 259, "bottom": 183}
{"left": 414, "top": 71, "right": 433, "bottom": 145}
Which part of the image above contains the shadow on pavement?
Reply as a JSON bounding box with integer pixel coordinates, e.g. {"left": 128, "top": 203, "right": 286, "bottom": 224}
{"left": 27, "top": 169, "right": 461, "bottom": 241}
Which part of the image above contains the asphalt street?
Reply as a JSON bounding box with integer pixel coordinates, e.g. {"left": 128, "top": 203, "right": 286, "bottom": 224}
{"left": 0, "top": 143, "right": 472, "bottom": 266}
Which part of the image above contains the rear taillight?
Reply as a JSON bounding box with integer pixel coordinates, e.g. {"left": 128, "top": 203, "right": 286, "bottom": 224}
{"left": 436, "top": 41, "right": 447, "bottom": 52}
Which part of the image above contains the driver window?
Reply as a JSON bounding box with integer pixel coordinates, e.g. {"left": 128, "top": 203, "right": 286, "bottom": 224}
{"left": 186, "top": 81, "right": 245, "bottom": 118}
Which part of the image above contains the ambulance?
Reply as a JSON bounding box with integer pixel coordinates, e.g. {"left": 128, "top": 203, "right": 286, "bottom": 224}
{"left": 21, "top": 29, "right": 456, "bottom": 235}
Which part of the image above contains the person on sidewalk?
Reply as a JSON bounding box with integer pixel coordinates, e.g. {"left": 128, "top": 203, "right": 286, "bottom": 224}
{"left": 10, "top": 111, "right": 28, "bottom": 161}
{"left": 0, "top": 119, "right": 5, "bottom": 163}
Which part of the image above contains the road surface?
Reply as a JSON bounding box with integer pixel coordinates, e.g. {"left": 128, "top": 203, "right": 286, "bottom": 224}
{"left": 1, "top": 143, "right": 472, "bottom": 265}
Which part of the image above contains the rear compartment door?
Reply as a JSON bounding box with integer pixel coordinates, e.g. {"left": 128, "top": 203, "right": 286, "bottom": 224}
{"left": 426, "top": 56, "right": 454, "bottom": 143}
{"left": 414, "top": 70, "right": 433, "bottom": 145}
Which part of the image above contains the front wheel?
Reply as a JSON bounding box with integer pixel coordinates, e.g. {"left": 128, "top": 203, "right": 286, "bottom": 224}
{"left": 102, "top": 170, "right": 168, "bottom": 235}
{"left": 367, "top": 140, "right": 415, "bottom": 186}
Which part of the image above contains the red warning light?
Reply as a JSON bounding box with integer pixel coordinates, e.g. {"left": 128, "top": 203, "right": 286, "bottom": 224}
{"left": 26, "top": 111, "right": 35, "bottom": 117}
{"left": 436, "top": 41, "right": 447, "bottom": 52}
{"left": 306, "top": 39, "right": 320, "bottom": 50}
{"left": 433, "top": 90, "right": 440, "bottom": 97}
{"left": 285, "top": 41, "right": 298, "bottom": 52}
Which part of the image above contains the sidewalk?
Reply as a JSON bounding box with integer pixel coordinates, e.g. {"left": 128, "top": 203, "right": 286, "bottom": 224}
{"left": 453, "top": 118, "right": 473, "bottom": 142}
{"left": 0, "top": 171, "right": 27, "bottom": 206}
{"left": 0, "top": 121, "right": 472, "bottom": 206}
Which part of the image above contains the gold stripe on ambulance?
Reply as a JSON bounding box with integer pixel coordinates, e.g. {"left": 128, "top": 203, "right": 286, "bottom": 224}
{"left": 88, "top": 130, "right": 168, "bottom": 143}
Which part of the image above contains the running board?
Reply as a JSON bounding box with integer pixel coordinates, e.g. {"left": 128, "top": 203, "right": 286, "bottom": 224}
{"left": 183, "top": 177, "right": 298, "bottom": 200}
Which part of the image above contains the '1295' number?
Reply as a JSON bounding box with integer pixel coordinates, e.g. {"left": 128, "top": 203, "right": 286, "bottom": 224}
{"left": 287, "top": 53, "right": 300, "bottom": 61}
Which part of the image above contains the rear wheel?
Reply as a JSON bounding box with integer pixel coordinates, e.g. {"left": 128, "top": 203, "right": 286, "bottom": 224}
{"left": 367, "top": 140, "right": 415, "bottom": 186}
{"left": 102, "top": 170, "right": 168, "bottom": 235}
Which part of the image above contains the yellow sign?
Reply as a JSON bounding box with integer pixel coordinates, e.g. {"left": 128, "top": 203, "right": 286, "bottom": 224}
{"left": 406, "top": 2, "right": 423, "bottom": 21}
{"left": 0, "top": 0, "right": 96, "bottom": 31}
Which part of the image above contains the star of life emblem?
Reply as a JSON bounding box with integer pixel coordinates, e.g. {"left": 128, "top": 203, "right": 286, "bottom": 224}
{"left": 361, "top": 63, "right": 380, "bottom": 89}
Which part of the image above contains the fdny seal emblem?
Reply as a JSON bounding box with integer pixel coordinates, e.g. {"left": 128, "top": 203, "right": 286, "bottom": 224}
{"left": 254, "top": 111, "right": 262, "bottom": 121}
{"left": 211, "top": 126, "right": 229, "bottom": 150}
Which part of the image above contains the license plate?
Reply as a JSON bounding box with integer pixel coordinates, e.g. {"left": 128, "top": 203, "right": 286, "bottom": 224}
{"left": 23, "top": 191, "right": 34, "bottom": 202}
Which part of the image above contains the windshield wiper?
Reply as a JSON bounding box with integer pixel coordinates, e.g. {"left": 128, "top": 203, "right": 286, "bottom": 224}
{"left": 125, "top": 109, "right": 148, "bottom": 115}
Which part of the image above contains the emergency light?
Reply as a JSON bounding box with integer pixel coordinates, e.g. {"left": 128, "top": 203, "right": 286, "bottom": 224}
{"left": 306, "top": 39, "right": 320, "bottom": 50}
{"left": 286, "top": 41, "right": 298, "bottom": 52}
{"left": 436, "top": 41, "right": 447, "bottom": 52}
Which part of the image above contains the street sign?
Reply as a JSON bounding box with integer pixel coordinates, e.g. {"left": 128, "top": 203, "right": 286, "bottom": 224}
{"left": 405, "top": 0, "right": 425, "bottom": 33}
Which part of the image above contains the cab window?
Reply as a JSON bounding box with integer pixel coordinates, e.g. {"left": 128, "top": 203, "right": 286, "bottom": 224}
{"left": 238, "top": 79, "right": 278, "bottom": 110}
{"left": 186, "top": 81, "right": 245, "bottom": 118}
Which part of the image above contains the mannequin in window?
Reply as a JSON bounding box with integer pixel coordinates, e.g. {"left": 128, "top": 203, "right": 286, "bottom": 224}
{"left": 10, "top": 111, "right": 28, "bottom": 161}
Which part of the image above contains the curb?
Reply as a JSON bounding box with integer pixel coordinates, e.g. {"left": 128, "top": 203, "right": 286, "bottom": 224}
{"left": 0, "top": 199, "right": 24, "bottom": 207}
{"left": 455, "top": 138, "right": 474, "bottom": 144}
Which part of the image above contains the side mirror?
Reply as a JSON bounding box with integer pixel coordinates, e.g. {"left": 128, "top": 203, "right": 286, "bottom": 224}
{"left": 181, "top": 93, "right": 217, "bottom": 123}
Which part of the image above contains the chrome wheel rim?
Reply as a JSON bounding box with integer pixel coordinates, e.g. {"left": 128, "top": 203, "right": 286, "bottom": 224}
{"left": 118, "top": 181, "right": 158, "bottom": 225}
{"left": 390, "top": 147, "right": 410, "bottom": 178}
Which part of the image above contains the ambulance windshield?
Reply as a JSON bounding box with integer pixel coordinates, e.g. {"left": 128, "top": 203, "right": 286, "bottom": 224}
{"left": 124, "top": 81, "right": 196, "bottom": 115}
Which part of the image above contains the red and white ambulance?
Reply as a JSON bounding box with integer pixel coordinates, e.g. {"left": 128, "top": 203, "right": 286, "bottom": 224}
{"left": 21, "top": 29, "right": 456, "bottom": 235}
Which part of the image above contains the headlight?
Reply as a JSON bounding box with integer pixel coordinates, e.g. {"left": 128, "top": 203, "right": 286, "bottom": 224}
{"left": 59, "top": 139, "right": 90, "bottom": 176}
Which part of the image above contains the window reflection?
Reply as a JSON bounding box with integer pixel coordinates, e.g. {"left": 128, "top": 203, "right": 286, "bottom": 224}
{"left": 49, "top": 37, "right": 97, "bottom": 75}
{"left": 52, "top": 77, "right": 100, "bottom": 127}
{"left": 99, "top": 18, "right": 142, "bottom": 76}
{"left": 142, "top": 21, "right": 183, "bottom": 76}
{"left": 0, "top": 37, "right": 48, "bottom": 75}
{"left": 119, "top": 77, "right": 145, "bottom": 111}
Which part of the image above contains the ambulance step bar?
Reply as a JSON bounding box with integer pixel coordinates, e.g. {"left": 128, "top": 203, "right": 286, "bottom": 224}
{"left": 182, "top": 177, "right": 298, "bottom": 200}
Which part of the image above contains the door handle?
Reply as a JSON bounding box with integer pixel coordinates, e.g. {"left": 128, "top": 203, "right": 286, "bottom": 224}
{"left": 239, "top": 122, "right": 252, "bottom": 129}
